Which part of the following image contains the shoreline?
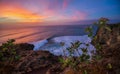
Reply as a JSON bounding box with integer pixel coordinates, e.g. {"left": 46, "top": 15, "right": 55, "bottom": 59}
{"left": 0, "top": 24, "right": 120, "bottom": 74}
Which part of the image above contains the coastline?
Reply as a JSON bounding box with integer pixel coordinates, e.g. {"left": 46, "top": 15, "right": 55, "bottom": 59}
{"left": 0, "top": 24, "right": 120, "bottom": 74}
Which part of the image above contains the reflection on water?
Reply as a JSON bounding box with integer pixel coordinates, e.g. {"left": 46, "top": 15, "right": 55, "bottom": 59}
{"left": 0, "top": 25, "right": 92, "bottom": 44}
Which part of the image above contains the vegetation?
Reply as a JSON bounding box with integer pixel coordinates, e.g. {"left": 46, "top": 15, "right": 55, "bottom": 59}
{"left": 0, "top": 39, "right": 20, "bottom": 73}
{"left": 59, "top": 17, "right": 118, "bottom": 74}
{"left": 0, "top": 17, "right": 119, "bottom": 74}
{"left": 59, "top": 41, "right": 90, "bottom": 70}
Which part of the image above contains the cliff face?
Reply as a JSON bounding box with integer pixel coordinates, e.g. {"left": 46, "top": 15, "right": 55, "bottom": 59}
{"left": 92, "top": 24, "right": 120, "bottom": 46}
{"left": 92, "top": 24, "right": 120, "bottom": 74}
{"left": 0, "top": 43, "right": 59, "bottom": 74}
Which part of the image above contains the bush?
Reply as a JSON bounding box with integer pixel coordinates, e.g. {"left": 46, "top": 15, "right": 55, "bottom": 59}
{"left": 0, "top": 39, "right": 20, "bottom": 65}
{"left": 59, "top": 17, "right": 111, "bottom": 73}
{"left": 59, "top": 41, "right": 90, "bottom": 70}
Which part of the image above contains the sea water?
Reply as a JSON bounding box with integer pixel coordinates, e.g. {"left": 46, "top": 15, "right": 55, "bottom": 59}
{"left": 0, "top": 24, "right": 98, "bottom": 56}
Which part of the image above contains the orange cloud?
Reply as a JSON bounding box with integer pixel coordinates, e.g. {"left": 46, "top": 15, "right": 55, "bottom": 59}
{"left": 0, "top": 2, "right": 87, "bottom": 24}
{"left": 0, "top": 4, "right": 46, "bottom": 23}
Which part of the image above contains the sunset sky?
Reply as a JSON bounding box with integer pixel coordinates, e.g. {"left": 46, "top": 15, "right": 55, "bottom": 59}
{"left": 0, "top": 0, "right": 120, "bottom": 24}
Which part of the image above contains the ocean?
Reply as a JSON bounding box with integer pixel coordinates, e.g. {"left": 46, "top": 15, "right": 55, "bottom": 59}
{"left": 0, "top": 24, "right": 98, "bottom": 44}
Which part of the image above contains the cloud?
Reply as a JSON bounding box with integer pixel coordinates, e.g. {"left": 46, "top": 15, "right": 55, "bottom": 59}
{"left": 0, "top": 4, "right": 47, "bottom": 22}
{"left": 0, "top": 0, "right": 87, "bottom": 23}
{"left": 72, "top": 10, "right": 87, "bottom": 21}
{"left": 63, "top": 0, "right": 70, "bottom": 10}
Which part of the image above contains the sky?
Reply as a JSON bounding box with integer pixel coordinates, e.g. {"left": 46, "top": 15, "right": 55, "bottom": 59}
{"left": 0, "top": 0, "right": 120, "bottom": 24}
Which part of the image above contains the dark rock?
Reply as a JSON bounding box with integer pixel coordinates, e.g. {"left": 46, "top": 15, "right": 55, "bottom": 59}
{"left": 15, "top": 43, "right": 34, "bottom": 50}
{"left": 92, "top": 24, "right": 120, "bottom": 74}
{"left": 12, "top": 50, "right": 59, "bottom": 74}
{"left": 100, "top": 42, "right": 120, "bottom": 74}
{"left": 92, "top": 24, "right": 120, "bottom": 46}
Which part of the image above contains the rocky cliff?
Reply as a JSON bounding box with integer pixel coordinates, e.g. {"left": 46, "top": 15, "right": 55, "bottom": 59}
{"left": 92, "top": 24, "right": 120, "bottom": 45}
{"left": 92, "top": 24, "right": 120, "bottom": 74}
{"left": 0, "top": 24, "right": 120, "bottom": 74}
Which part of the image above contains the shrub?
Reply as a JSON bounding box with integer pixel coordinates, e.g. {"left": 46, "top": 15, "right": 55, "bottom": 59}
{"left": 0, "top": 39, "right": 20, "bottom": 65}
{"left": 59, "top": 17, "right": 111, "bottom": 73}
{"left": 59, "top": 41, "right": 90, "bottom": 70}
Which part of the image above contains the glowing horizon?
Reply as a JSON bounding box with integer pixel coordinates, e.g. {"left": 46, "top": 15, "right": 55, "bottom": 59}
{"left": 0, "top": 0, "right": 120, "bottom": 24}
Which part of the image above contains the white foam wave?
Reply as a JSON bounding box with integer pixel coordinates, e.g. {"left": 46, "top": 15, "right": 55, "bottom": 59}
{"left": 30, "top": 39, "right": 48, "bottom": 50}
{"left": 31, "top": 35, "right": 95, "bottom": 56}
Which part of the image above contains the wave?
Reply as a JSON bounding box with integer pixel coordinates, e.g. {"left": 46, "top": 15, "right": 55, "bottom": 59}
{"left": 30, "top": 35, "right": 96, "bottom": 56}
{"left": 30, "top": 39, "right": 48, "bottom": 50}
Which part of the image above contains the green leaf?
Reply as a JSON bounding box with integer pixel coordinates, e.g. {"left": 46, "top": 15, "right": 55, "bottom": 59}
{"left": 81, "top": 48, "right": 88, "bottom": 53}
{"left": 99, "top": 21, "right": 104, "bottom": 25}
{"left": 95, "top": 55, "right": 102, "bottom": 60}
{"left": 96, "top": 43, "right": 102, "bottom": 50}
{"left": 12, "top": 51, "right": 16, "bottom": 55}
{"left": 107, "top": 63, "right": 112, "bottom": 69}
{"left": 85, "top": 55, "right": 90, "bottom": 60}
{"left": 88, "top": 32, "right": 93, "bottom": 37}
{"left": 59, "top": 58, "right": 64, "bottom": 63}
{"left": 15, "top": 55, "right": 21, "bottom": 60}
{"left": 2, "top": 48, "right": 7, "bottom": 52}
{"left": 105, "top": 26, "right": 112, "bottom": 31}
{"left": 93, "top": 36, "right": 97, "bottom": 40}
{"left": 83, "top": 70, "right": 87, "bottom": 74}
{"left": 0, "top": 52, "right": 3, "bottom": 57}
{"left": 85, "top": 27, "right": 92, "bottom": 33}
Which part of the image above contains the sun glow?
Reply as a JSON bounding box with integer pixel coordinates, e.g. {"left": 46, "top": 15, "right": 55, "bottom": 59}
{"left": 0, "top": 5, "right": 46, "bottom": 23}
